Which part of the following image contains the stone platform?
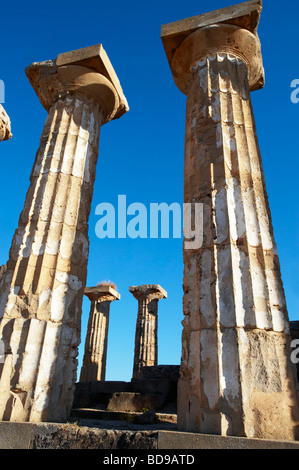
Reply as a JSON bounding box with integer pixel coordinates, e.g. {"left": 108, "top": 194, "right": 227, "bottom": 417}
{"left": 1, "top": 422, "right": 299, "bottom": 449}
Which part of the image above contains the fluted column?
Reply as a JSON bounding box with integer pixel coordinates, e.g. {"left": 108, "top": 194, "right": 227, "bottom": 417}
{"left": 0, "top": 45, "right": 128, "bottom": 423}
{"left": 162, "top": 1, "right": 299, "bottom": 440}
{"left": 130, "top": 285, "right": 167, "bottom": 379}
{"left": 80, "top": 285, "right": 120, "bottom": 382}
{"left": 0, "top": 104, "right": 12, "bottom": 141}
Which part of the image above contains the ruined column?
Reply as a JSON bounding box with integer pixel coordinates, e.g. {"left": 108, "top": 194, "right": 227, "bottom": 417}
{"left": 80, "top": 284, "right": 120, "bottom": 382}
{"left": 162, "top": 1, "right": 299, "bottom": 440}
{"left": 0, "top": 45, "right": 128, "bottom": 423}
{"left": 0, "top": 104, "right": 12, "bottom": 141}
{"left": 130, "top": 285, "right": 167, "bottom": 379}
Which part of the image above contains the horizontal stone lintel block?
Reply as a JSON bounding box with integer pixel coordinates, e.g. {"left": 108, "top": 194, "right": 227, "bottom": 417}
{"left": 129, "top": 284, "right": 167, "bottom": 300}
{"left": 84, "top": 285, "right": 120, "bottom": 302}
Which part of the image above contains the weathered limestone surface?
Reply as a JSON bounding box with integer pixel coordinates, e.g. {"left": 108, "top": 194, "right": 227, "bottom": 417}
{"left": 0, "top": 45, "right": 128, "bottom": 423}
{"left": 130, "top": 285, "right": 167, "bottom": 379}
{"left": 80, "top": 285, "right": 120, "bottom": 382}
{"left": 0, "top": 105, "right": 12, "bottom": 141}
{"left": 162, "top": 1, "right": 299, "bottom": 440}
{"left": 0, "top": 265, "right": 7, "bottom": 283}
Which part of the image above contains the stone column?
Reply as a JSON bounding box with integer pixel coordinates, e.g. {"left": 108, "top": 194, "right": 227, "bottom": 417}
{"left": 0, "top": 104, "right": 12, "bottom": 141}
{"left": 0, "top": 45, "right": 128, "bottom": 423}
{"left": 130, "top": 285, "right": 167, "bottom": 379}
{"left": 161, "top": 1, "right": 299, "bottom": 440}
{"left": 80, "top": 285, "right": 120, "bottom": 382}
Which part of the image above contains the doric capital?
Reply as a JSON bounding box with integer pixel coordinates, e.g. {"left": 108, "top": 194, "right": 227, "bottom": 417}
{"left": 84, "top": 285, "right": 121, "bottom": 303}
{"left": 129, "top": 284, "right": 167, "bottom": 301}
{"left": 161, "top": 0, "right": 264, "bottom": 95}
{"left": 25, "top": 44, "right": 129, "bottom": 124}
{"left": 0, "top": 104, "right": 12, "bottom": 141}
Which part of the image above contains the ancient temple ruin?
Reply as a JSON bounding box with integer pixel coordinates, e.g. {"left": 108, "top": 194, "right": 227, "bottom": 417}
{"left": 0, "top": 0, "right": 299, "bottom": 448}
{"left": 161, "top": 0, "right": 299, "bottom": 440}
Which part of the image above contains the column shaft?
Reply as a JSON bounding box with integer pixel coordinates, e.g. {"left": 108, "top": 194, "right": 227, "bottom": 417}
{"left": 133, "top": 298, "right": 158, "bottom": 378}
{"left": 0, "top": 94, "right": 101, "bottom": 422}
{"left": 80, "top": 300, "right": 110, "bottom": 382}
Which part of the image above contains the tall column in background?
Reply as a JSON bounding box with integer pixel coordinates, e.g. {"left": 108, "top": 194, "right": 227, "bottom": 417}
{"left": 161, "top": 1, "right": 299, "bottom": 440}
{"left": 0, "top": 104, "right": 12, "bottom": 141}
{"left": 130, "top": 285, "right": 167, "bottom": 379}
{"left": 80, "top": 284, "right": 120, "bottom": 382}
{"left": 0, "top": 45, "right": 128, "bottom": 423}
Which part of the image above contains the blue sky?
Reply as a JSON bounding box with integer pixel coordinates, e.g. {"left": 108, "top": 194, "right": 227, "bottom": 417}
{"left": 1, "top": 0, "right": 299, "bottom": 381}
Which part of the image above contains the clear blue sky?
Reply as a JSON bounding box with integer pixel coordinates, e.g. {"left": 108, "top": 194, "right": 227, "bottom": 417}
{"left": 1, "top": 0, "right": 298, "bottom": 382}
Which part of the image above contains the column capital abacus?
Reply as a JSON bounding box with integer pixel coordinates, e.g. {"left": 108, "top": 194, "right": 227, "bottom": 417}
{"left": 84, "top": 285, "right": 121, "bottom": 303}
{"left": 25, "top": 44, "right": 129, "bottom": 124}
{"left": 161, "top": 0, "right": 265, "bottom": 95}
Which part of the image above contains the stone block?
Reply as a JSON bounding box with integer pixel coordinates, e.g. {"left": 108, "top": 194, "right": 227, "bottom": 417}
{"left": 107, "top": 392, "right": 164, "bottom": 412}
{"left": 73, "top": 381, "right": 131, "bottom": 408}
{"left": 140, "top": 365, "right": 180, "bottom": 382}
